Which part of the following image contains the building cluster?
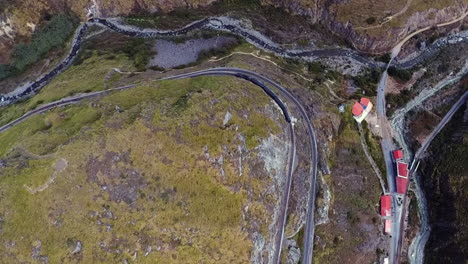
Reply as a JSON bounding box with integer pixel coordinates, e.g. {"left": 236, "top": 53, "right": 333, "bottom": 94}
{"left": 380, "top": 149, "right": 410, "bottom": 236}
{"left": 349, "top": 98, "right": 411, "bottom": 238}
{"left": 394, "top": 150, "right": 408, "bottom": 195}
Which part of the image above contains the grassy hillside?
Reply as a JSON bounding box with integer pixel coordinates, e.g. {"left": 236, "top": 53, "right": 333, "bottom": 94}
{"left": 0, "top": 68, "right": 287, "bottom": 262}
{"left": 313, "top": 109, "right": 383, "bottom": 264}
{"left": 0, "top": 52, "right": 135, "bottom": 127}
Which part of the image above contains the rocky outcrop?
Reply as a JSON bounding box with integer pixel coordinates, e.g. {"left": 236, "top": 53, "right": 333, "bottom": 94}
{"left": 260, "top": 0, "right": 329, "bottom": 23}
{"left": 0, "top": 0, "right": 217, "bottom": 63}
{"left": 324, "top": 4, "right": 467, "bottom": 53}
{"left": 0, "top": 0, "right": 466, "bottom": 64}
{"left": 86, "top": 0, "right": 217, "bottom": 17}
{"left": 262, "top": 0, "right": 467, "bottom": 53}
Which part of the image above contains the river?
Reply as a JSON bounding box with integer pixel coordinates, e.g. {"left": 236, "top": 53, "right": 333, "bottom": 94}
{"left": 2, "top": 16, "right": 466, "bottom": 107}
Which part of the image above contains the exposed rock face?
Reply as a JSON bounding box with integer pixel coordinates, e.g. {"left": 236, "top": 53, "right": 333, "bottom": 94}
{"left": 323, "top": 4, "right": 467, "bottom": 53}
{"left": 0, "top": 0, "right": 217, "bottom": 63}
{"left": 263, "top": 0, "right": 467, "bottom": 53}
{"left": 260, "top": 0, "right": 329, "bottom": 22}
{"left": 89, "top": 0, "right": 218, "bottom": 17}
{"left": 71, "top": 241, "right": 82, "bottom": 254}
{"left": 0, "top": 0, "right": 466, "bottom": 64}
{"left": 286, "top": 239, "right": 301, "bottom": 264}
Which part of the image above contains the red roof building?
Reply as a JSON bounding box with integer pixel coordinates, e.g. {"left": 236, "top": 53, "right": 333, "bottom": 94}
{"left": 380, "top": 195, "right": 392, "bottom": 217}
{"left": 352, "top": 97, "right": 373, "bottom": 117}
{"left": 352, "top": 97, "right": 373, "bottom": 123}
{"left": 397, "top": 162, "right": 408, "bottom": 178}
{"left": 384, "top": 219, "right": 392, "bottom": 234}
{"left": 352, "top": 102, "right": 364, "bottom": 116}
{"left": 360, "top": 97, "right": 370, "bottom": 107}
{"left": 396, "top": 177, "right": 408, "bottom": 194}
{"left": 393, "top": 150, "right": 403, "bottom": 160}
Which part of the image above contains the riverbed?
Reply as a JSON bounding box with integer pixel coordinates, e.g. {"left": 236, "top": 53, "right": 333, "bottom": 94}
{"left": 149, "top": 36, "right": 237, "bottom": 68}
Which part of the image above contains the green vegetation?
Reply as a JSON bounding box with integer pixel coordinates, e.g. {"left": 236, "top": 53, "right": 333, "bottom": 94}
{"left": 297, "top": 38, "right": 310, "bottom": 46}
{"left": 376, "top": 53, "right": 391, "bottom": 63}
{"left": 361, "top": 120, "right": 387, "bottom": 177}
{"left": 388, "top": 66, "right": 412, "bottom": 82}
{"left": 0, "top": 64, "right": 13, "bottom": 80}
{"left": 351, "top": 69, "right": 381, "bottom": 97}
{"left": 0, "top": 14, "right": 78, "bottom": 81}
{"left": 314, "top": 108, "right": 381, "bottom": 263}
{"left": 0, "top": 53, "right": 134, "bottom": 127}
{"left": 365, "top": 17, "right": 377, "bottom": 25}
{"left": 386, "top": 89, "right": 412, "bottom": 116}
{"left": 124, "top": 0, "right": 260, "bottom": 29}
{"left": 292, "top": 226, "right": 305, "bottom": 251}
{"left": 122, "top": 38, "right": 154, "bottom": 71}
{"left": 308, "top": 62, "right": 326, "bottom": 73}
{"left": 173, "top": 37, "right": 243, "bottom": 69}
{"left": 407, "top": 191, "right": 419, "bottom": 228}
{"left": 75, "top": 37, "right": 153, "bottom": 72}
{"left": 0, "top": 74, "right": 283, "bottom": 262}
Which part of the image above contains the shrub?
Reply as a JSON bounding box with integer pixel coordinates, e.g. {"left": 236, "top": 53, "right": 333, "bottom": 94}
{"left": 437, "top": 63, "right": 449, "bottom": 73}
{"left": 376, "top": 53, "right": 391, "bottom": 63}
{"left": 196, "top": 38, "right": 241, "bottom": 62}
{"left": 387, "top": 66, "right": 412, "bottom": 82}
{"left": 149, "top": 65, "right": 165, "bottom": 71}
{"left": 0, "top": 64, "right": 13, "bottom": 80}
{"left": 352, "top": 69, "right": 381, "bottom": 96}
{"left": 307, "top": 62, "right": 325, "bottom": 73}
{"left": 386, "top": 89, "right": 412, "bottom": 116}
{"left": 297, "top": 38, "right": 309, "bottom": 46}
{"left": 1, "top": 14, "right": 78, "bottom": 81}
{"left": 11, "top": 14, "right": 78, "bottom": 72}
{"left": 122, "top": 38, "right": 154, "bottom": 71}
{"left": 73, "top": 49, "right": 93, "bottom": 66}
{"left": 428, "top": 32, "right": 440, "bottom": 44}
{"left": 366, "top": 17, "right": 376, "bottom": 25}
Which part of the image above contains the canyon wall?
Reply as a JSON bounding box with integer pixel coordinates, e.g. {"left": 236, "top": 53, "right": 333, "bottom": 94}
{"left": 0, "top": 0, "right": 467, "bottom": 64}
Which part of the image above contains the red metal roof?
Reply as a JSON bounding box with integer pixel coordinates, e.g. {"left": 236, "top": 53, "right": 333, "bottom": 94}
{"left": 352, "top": 102, "right": 364, "bottom": 116}
{"left": 384, "top": 219, "right": 392, "bottom": 234}
{"left": 393, "top": 150, "right": 403, "bottom": 160}
{"left": 396, "top": 177, "right": 408, "bottom": 194}
{"left": 360, "top": 97, "right": 371, "bottom": 106}
{"left": 380, "top": 195, "right": 392, "bottom": 216}
{"left": 397, "top": 162, "right": 408, "bottom": 178}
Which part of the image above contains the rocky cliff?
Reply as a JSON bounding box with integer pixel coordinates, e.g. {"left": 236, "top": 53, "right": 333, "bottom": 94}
{"left": 0, "top": 0, "right": 466, "bottom": 64}
{"left": 326, "top": 2, "right": 466, "bottom": 53}
{"left": 0, "top": 0, "right": 217, "bottom": 64}
{"left": 263, "top": 0, "right": 467, "bottom": 53}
